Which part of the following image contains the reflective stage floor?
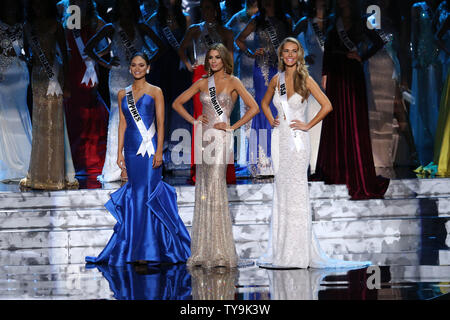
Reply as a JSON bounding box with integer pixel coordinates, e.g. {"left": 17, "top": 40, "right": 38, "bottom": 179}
{"left": 0, "top": 167, "right": 449, "bottom": 301}
{"left": 1, "top": 263, "right": 449, "bottom": 300}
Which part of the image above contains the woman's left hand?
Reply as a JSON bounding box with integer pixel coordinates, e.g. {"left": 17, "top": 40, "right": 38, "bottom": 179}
{"left": 213, "top": 122, "right": 231, "bottom": 132}
{"left": 290, "top": 120, "right": 309, "bottom": 132}
{"left": 152, "top": 152, "right": 163, "bottom": 168}
{"left": 346, "top": 51, "right": 362, "bottom": 62}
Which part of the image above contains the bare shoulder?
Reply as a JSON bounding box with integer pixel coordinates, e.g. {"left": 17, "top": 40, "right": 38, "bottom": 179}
{"left": 306, "top": 76, "right": 319, "bottom": 90}
{"left": 118, "top": 89, "right": 126, "bottom": 100}
{"left": 147, "top": 83, "right": 163, "bottom": 99}
{"left": 270, "top": 74, "right": 279, "bottom": 88}
{"left": 194, "top": 76, "right": 208, "bottom": 91}
{"left": 229, "top": 75, "right": 244, "bottom": 87}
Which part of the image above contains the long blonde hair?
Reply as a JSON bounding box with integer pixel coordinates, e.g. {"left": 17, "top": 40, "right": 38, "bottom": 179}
{"left": 277, "top": 37, "right": 310, "bottom": 102}
{"left": 204, "top": 43, "right": 234, "bottom": 77}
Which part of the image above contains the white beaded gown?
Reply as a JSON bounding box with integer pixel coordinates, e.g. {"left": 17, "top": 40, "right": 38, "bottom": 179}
{"left": 98, "top": 23, "right": 144, "bottom": 183}
{"left": 258, "top": 81, "right": 372, "bottom": 269}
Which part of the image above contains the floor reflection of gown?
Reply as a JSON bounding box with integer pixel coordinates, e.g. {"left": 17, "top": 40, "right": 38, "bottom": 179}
{"left": 0, "top": 22, "right": 32, "bottom": 181}
{"left": 98, "top": 23, "right": 144, "bottom": 182}
{"left": 258, "top": 85, "right": 372, "bottom": 269}
{"left": 266, "top": 267, "right": 374, "bottom": 300}
{"left": 187, "top": 92, "right": 238, "bottom": 268}
{"left": 86, "top": 94, "right": 190, "bottom": 266}
{"left": 64, "top": 26, "right": 108, "bottom": 176}
{"left": 189, "top": 267, "right": 237, "bottom": 300}
{"left": 410, "top": 2, "right": 443, "bottom": 166}
{"left": 93, "top": 264, "right": 192, "bottom": 300}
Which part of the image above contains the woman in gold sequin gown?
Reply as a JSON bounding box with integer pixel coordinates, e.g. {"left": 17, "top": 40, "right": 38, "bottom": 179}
{"left": 173, "top": 43, "right": 259, "bottom": 268}
{"left": 20, "top": 0, "right": 78, "bottom": 190}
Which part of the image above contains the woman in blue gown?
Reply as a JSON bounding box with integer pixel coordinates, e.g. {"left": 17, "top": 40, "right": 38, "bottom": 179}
{"left": 236, "top": 0, "right": 292, "bottom": 177}
{"left": 86, "top": 53, "right": 191, "bottom": 266}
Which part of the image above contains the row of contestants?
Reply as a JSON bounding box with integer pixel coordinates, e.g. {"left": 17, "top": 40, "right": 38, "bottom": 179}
{"left": 87, "top": 41, "right": 371, "bottom": 270}
{"left": 0, "top": 0, "right": 449, "bottom": 200}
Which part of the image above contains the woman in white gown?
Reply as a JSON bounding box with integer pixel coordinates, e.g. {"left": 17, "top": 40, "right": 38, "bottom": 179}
{"left": 258, "top": 37, "right": 371, "bottom": 269}
{"left": 84, "top": 0, "right": 163, "bottom": 183}
{"left": 0, "top": 0, "right": 32, "bottom": 182}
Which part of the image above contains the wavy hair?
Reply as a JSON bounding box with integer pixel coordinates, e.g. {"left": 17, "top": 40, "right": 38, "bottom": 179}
{"left": 204, "top": 43, "right": 234, "bottom": 77}
{"left": 277, "top": 37, "right": 310, "bottom": 102}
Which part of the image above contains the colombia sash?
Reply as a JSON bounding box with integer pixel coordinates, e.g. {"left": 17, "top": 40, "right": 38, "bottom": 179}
{"left": 125, "top": 85, "right": 156, "bottom": 157}
{"left": 207, "top": 75, "right": 227, "bottom": 123}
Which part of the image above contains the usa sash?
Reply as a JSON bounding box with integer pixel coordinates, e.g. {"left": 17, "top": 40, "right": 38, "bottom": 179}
{"left": 279, "top": 72, "right": 304, "bottom": 152}
{"left": 125, "top": 85, "right": 156, "bottom": 157}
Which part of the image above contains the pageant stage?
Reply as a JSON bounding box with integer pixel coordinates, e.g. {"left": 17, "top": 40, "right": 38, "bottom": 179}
{"left": 0, "top": 169, "right": 449, "bottom": 300}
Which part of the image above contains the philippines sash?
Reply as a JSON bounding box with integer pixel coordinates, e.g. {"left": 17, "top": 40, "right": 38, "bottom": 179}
{"left": 125, "top": 85, "right": 156, "bottom": 157}
{"left": 73, "top": 29, "right": 98, "bottom": 87}
{"left": 208, "top": 75, "right": 227, "bottom": 123}
{"left": 26, "top": 25, "right": 63, "bottom": 96}
{"left": 279, "top": 72, "right": 304, "bottom": 152}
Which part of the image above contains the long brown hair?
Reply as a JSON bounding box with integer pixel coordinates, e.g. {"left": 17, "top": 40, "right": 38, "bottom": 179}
{"left": 277, "top": 37, "right": 310, "bottom": 102}
{"left": 204, "top": 43, "right": 234, "bottom": 77}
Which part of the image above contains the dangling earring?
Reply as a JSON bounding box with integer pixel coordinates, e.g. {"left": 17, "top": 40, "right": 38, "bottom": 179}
{"left": 129, "top": 70, "right": 132, "bottom": 74}
{"left": 146, "top": 69, "right": 150, "bottom": 74}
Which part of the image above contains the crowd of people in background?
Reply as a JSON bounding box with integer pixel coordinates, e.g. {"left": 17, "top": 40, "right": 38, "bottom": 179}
{"left": 0, "top": 0, "right": 448, "bottom": 200}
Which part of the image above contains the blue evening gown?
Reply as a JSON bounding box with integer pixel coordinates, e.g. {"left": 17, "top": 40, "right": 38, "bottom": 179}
{"left": 86, "top": 94, "right": 191, "bottom": 266}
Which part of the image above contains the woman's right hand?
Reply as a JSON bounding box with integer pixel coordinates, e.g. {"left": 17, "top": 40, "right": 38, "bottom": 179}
{"left": 117, "top": 153, "right": 126, "bottom": 171}
{"left": 270, "top": 116, "right": 280, "bottom": 128}
{"left": 254, "top": 48, "right": 265, "bottom": 57}
{"left": 194, "top": 114, "right": 208, "bottom": 125}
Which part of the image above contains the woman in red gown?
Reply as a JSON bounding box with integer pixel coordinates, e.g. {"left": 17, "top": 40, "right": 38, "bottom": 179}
{"left": 59, "top": 0, "right": 109, "bottom": 178}
{"left": 178, "top": 0, "right": 236, "bottom": 183}
{"left": 314, "top": 0, "right": 390, "bottom": 199}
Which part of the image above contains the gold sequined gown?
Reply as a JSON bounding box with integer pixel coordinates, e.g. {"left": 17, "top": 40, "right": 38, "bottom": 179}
{"left": 187, "top": 91, "right": 238, "bottom": 268}
{"left": 20, "top": 28, "right": 76, "bottom": 190}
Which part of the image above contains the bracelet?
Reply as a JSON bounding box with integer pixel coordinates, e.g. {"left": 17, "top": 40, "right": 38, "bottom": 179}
{"left": 244, "top": 48, "right": 254, "bottom": 58}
